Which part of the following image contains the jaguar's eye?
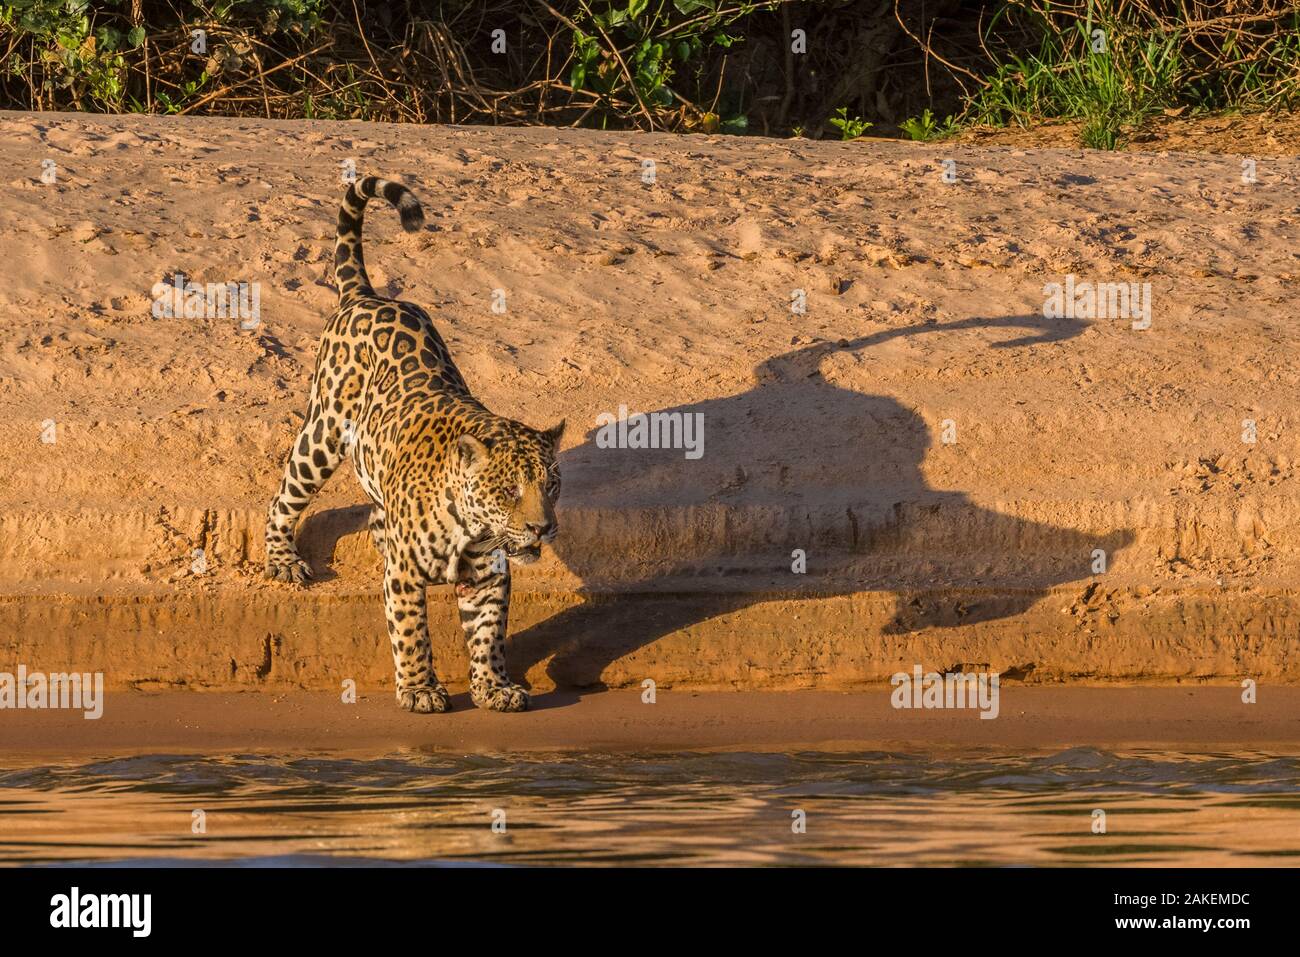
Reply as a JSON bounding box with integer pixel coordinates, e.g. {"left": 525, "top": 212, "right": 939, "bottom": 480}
{"left": 512, "top": 486, "right": 523, "bottom": 501}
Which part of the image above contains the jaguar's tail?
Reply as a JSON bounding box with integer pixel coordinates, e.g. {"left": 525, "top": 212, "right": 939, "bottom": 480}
{"left": 334, "top": 175, "right": 424, "bottom": 304}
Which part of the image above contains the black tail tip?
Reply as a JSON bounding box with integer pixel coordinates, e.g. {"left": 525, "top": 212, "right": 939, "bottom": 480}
{"left": 398, "top": 199, "right": 424, "bottom": 233}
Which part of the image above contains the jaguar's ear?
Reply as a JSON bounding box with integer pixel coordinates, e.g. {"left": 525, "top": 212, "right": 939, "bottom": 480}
{"left": 457, "top": 434, "right": 491, "bottom": 470}
{"left": 543, "top": 419, "right": 566, "bottom": 450}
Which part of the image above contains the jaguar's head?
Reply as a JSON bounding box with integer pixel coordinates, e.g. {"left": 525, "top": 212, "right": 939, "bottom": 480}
{"left": 455, "top": 421, "right": 564, "bottom": 565}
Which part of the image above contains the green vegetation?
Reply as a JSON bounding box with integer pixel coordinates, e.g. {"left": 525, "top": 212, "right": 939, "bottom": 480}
{"left": 1, "top": 1, "right": 319, "bottom": 112}
{"left": 827, "top": 106, "right": 870, "bottom": 140}
{"left": 966, "top": 1, "right": 1300, "bottom": 148}
{"left": 0, "top": 1, "right": 1296, "bottom": 148}
{"left": 899, "top": 108, "right": 957, "bottom": 142}
{"left": 567, "top": 0, "right": 768, "bottom": 133}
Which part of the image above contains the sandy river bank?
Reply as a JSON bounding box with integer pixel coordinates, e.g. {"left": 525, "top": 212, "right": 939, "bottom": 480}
{"left": 2, "top": 111, "right": 1299, "bottom": 692}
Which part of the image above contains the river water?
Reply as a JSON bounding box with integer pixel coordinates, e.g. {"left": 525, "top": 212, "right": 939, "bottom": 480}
{"left": 2, "top": 749, "right": 1298, "bottom": 866}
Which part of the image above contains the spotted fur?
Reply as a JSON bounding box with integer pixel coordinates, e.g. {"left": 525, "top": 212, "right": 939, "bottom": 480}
{"left": 265, "top": 175, "right": 563, "bottom": 714}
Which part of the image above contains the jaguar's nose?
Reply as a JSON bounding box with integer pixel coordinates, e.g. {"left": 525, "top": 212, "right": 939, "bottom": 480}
{"left": 526, "top": 521, "right": 557, "bottom": 542}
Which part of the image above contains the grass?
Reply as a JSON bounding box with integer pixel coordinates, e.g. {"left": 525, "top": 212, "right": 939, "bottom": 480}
{"left": 961, "top": 2, "right": 1300, "bottom": 150}
{"left": 967, "top": 20, "right": 1180, "bottom": 149}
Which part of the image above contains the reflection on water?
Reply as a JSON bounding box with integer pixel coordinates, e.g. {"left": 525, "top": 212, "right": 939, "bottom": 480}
{"left": 1, "top": 749, "right": 1298, "bottom": 866}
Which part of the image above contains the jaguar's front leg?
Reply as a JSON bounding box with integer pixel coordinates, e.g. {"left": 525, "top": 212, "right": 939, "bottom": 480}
{"left": 383, "top": 552, "right": 451, "bottom": 714}
{"left": 456, "top": 551, "right": 528, "bottom": 712}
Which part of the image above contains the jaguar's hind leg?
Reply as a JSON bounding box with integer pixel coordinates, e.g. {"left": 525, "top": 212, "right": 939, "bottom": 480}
{"left": 264, "top": 406, "right": 346, "bottom": 583}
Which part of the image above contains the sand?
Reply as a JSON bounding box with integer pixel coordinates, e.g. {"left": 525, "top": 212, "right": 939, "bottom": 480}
{"left": 2, "top": 109, "right": 1299, "bottom": 694}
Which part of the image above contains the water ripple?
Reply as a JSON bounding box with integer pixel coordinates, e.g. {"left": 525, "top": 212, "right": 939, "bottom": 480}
{"left": 0, "top": 749, "right": 1296, "bottom": 866}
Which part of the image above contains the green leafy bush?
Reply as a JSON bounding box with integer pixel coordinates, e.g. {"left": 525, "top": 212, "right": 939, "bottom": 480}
{"left": 568, "top": 0, "right": 774, "bottom": 131}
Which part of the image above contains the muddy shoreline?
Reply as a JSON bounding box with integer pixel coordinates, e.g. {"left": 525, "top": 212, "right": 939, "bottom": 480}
{"left": 1, "top": 688, "right": 1297, "bottom": 756}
